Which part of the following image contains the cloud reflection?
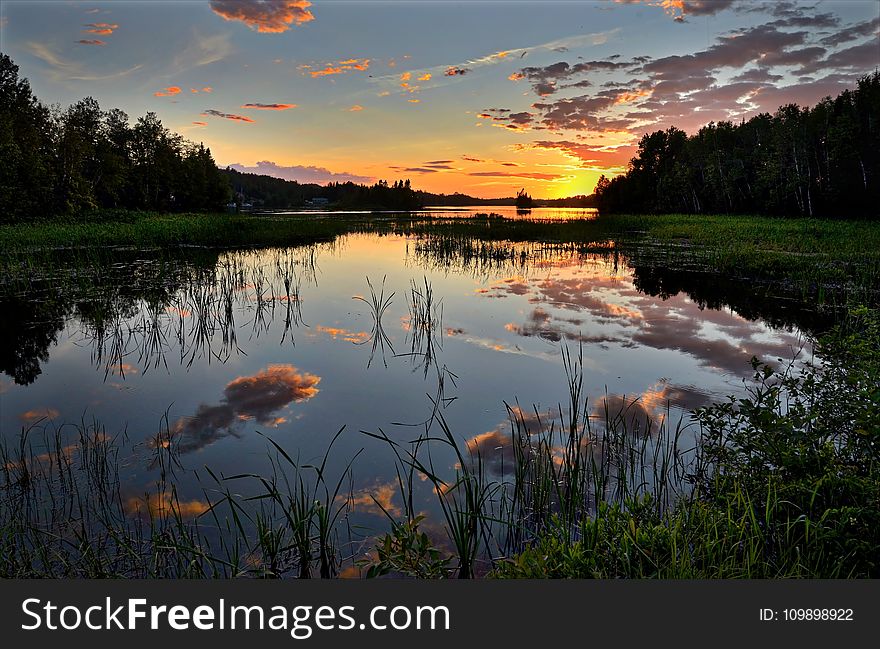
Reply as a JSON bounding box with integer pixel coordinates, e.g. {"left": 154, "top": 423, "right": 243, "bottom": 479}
{"left": 347, "top": 481, "right": 401, "bottom": 517}
{"left": 124, "top": 492, "right": 210, "bottom": 520}
{"left": 483, "top": 258, "right": 803, "bottom": 376}
{"left": 168, "top": 364, "right": 320, "bottom": 454}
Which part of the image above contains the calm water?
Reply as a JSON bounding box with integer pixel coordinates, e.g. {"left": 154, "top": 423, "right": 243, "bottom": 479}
{"left": 262, "top": 205, "right": 599, "bottom": 220}
{"left": 0, "top": 230, "right": 808, "bottom": 532}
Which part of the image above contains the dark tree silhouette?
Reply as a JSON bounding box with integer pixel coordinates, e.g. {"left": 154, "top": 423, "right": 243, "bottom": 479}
{"left": 595, "top": 72, "right": 880, "bottom": 219}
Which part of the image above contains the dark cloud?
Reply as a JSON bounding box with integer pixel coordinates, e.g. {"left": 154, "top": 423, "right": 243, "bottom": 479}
{"left": 614, "top": 0, "right": 737, "bottom": 22}
{"left": 228, "top": 160, "right": 371, "bottom": 184}
{"left": 731, "top": 68, "right": 784, "bottom": 83}
{"left": 76, "top": 39, "right": 106, "bottom": 46}
{"left": 821, "top": 17, "right": 879, "bottom": 47}
{"left": 202, "top": 109, "right": 255, "bottom": 123}
{"left": 241, "top": 102, "right": 297, "bottom": 110}
{"left": 532, "top": 89, "right": 641, "bottom": 132}
{"left": 167, "top": 365, "right": 320, "bottom": 455}
{"left": 641, "top": 25, "right": 808, "bottom": 77}
{"left": 444, "top": 66, "right": 469, "bottom": 76}
{"left": 513, "top": 59, "right": 630, "bottom": 95}
{"left": 798, "top": 41, "right": 880, "bottom": 76}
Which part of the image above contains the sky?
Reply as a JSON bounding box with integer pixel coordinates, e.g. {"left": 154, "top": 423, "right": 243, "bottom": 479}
{"left": 1, "top": 0, "right": 878, "bottom": 198}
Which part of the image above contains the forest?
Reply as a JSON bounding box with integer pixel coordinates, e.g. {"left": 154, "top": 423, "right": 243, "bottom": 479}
{"left": 0, "top": 54, "right": 232, "bottom": 219}
{"left": 595, "top": 72, "right": 880, "bottom": 218}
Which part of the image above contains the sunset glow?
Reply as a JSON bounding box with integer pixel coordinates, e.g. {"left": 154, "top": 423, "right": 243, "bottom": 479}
{"left": 2, "top": 0, "right": 877, "bottom": 197}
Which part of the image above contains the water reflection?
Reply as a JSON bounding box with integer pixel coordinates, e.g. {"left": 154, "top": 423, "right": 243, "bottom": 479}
{"left": 124, "top": 492, "right": 210, "bottom": 521}
{"left": 482, "top": 258, "right": 806, "bottom": 376}
{"left": 166, "top": 364, "right": 320, "bottom": 455}
{"left": 594, "top": 382, "right": 711, "bottom": 432}
{"left": 0, "top": 232, "right": 836, "bottom": 533}
{"left": 347, "top": 481, "right": 402, "bottom": 518}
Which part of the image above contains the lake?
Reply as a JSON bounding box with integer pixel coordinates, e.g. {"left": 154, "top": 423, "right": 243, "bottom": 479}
{"left": 1, "top": 216, "right": 814, "bottom": 563}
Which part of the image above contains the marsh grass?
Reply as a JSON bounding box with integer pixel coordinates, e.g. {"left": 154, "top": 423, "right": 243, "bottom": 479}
{"left": 353, "top": 276, "right": 395, "bottom": 368}
{"left": 398, "top": 277, "right": 444, "bottom": 377}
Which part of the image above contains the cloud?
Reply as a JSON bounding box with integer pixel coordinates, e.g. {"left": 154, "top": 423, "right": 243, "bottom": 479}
{"left": 388, "top": 162, "right": 453, "bottom": 174}
{"left": 25, "top": 42, "right": 143, "bottom": 81}
{"left": 228, "top": 160, "right": 371, "bottom": 184}
{"left": 348, "top": 104, "right": 364, "bottom": 111}
{"left": 511, "top": 59, "right": 631, "bottom": 95}
{"left": 192, "top": 121, "right": 208, "bottom": 127}
{"left": 305, "top": 58, "right": 370, "bottom": 77}
{"left": 502, "top": 19, "right": 878, "bottom": 143}
{"left": 594, "top": 383, "right": 710, "bottom": 432}
{"left": 83, "top": 22, "right": 118, "bottom": 35}
{"left": 154, "top": 86, "right": 182, "bottom": 97}
{"left": 202, "top": 109, "right": 255, "bottom": 122}
{"left": 531, "top": 90, "right": 642, "bottom": 131}
{"left": 797, "top": 41, "right": 880, "bottom": 76}
{"left": 517, "top": 140, "right": 636, "bottom": 169}
{"left": 821, "top": 17, "right": 879, "bottom": 47}
{"left": 613, "top": 0, "right": 737, "bottom": 22}
{"left": 191, "top": 86, "right": 214, "bottom": 93}
{"left": 369, "top": 29, "right": 619, "bottom": 98}
{"left": 76, "top": 39, "right": 106, "bottom": 46}
{"left": 477, "top": 108, "right": 536, "bottom": 131}
{"left": 171, "top": 31, "right": 233, "bottom": 72}
{"left": 167, "top": 365, "right": 320, "bottom": 455}
{"left": 468, "top": 171, "right": 568, "bottom": 181}
{"left": 241, "top": 102, "right": 297, "bottom": 110}
{"left": 209, "top": 0, "right": 314, "bottom": 33}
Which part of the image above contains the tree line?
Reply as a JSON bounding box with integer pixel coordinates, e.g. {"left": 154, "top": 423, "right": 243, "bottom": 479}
{"left": 595, "top": 72, "right": 880, "bottom": 218}
{"left": 223, "top": 169, "right": 425, "bottom": 210}
{"left": 0, "top": 54, "right": 232, "bottom": 220}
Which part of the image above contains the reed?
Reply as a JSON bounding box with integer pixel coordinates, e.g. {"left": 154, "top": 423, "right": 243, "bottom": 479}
{"left": 353, "top": 276, "right": 395, "bottom": 368}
